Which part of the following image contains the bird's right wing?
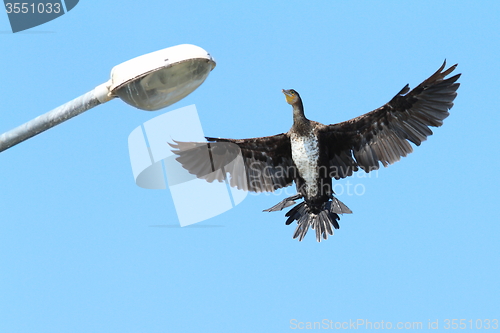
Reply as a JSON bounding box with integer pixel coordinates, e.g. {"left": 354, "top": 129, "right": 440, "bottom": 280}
{"left": 169, "top": 133, "right": 296, "bottom": 193}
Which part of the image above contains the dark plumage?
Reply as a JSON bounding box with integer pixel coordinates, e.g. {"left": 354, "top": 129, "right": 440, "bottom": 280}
{"left": 170, "top": 61, "right": 461, "bottom": 241}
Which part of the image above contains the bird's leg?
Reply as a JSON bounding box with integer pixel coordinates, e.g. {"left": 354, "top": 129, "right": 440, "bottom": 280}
{"left": 328, "top": 195, "right": 353, "bottom": 214}
{"left": 263, "top": 193, "right": 303, "bottom": 212}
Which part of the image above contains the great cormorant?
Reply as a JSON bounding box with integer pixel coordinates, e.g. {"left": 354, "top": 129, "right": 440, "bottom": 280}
{"left": 170, "top": 61, "right": 460, "bottom": 241}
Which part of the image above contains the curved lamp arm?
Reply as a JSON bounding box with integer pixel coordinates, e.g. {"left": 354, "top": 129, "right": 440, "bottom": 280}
{"left": 0, "top": 83, "right": 112, "bottom": 152}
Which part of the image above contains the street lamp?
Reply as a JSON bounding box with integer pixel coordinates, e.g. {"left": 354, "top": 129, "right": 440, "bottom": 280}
{"left": 0, "top": 44, "right": 216, "bottom": 152}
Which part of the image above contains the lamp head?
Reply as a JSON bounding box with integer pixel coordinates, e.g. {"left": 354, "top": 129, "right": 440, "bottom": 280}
{"left": 108, "top": 44, "right": 216, "bottom": 111}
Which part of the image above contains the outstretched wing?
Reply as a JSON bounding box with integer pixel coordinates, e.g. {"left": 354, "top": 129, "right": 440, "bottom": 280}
{"left": 318, "top": 61, "right": 461, "bottom": 179}
{"left": 170, "top": 133, "right": 296, "bottom": 193}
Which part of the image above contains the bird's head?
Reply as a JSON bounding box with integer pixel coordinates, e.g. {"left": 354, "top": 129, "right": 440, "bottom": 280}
{"left": 282, "top": 89, "right": 300, "bottom": 105}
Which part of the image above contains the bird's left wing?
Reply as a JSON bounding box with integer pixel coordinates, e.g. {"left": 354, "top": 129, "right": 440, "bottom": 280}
{"left": 317, "top": 61, "right": 461, "bottom": 179}
{"left": 170, "top": 133, "right": 296, "bottom": 193}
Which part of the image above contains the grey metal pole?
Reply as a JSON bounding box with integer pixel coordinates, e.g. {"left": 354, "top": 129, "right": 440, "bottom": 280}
{"left": 0, "top": 83, "right": 113, "bottom": 152}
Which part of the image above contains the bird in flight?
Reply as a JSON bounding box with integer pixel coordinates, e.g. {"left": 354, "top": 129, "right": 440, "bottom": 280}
{"left": 170, "top": 61, "right": 460, "bottom": 242}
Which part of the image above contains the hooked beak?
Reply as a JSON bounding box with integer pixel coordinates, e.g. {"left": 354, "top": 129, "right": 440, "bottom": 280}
{"left": 282, "top": 89, "right": 292, "bottom": 97}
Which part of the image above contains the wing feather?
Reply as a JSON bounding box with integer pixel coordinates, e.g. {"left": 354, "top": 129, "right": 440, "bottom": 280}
{"left": 319, "top": 61, "right": 460, "bottom": 178}
{"left": 170, "top": 133, "right": 295, "bottom": 193}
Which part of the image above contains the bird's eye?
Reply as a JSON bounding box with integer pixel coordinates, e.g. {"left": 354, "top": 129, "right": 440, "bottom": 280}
{"left": 290, "top": 90, "right": 295, "bottom": 95}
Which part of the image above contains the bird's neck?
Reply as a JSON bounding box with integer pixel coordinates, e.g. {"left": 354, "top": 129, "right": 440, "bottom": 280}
{"left": 292, "top": 100, "right": 309, "bottom": 128}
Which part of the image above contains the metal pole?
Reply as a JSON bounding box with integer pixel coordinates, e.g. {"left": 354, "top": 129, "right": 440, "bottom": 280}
{"left": 0, "top": 83, "right": 113, "bottom": 152}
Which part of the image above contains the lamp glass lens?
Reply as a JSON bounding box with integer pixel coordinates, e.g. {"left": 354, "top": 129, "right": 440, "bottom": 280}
{"left": 116, "top": 59, "right": 212, "bottom": 111}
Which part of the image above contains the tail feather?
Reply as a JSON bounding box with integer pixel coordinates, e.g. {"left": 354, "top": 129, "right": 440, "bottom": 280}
{"left": 292, "top": 207, "right": 312, "bottom": 241}
{"left": 307, "top": 209, "right": 340, "bottom": 242}
{"left": 274, "top": 196, "right": 352, "bottom": 242}
{"left": 320, "top": 210, "right": 333, "bottom": 237}
{"left": 285, "top": 202, "right": 306, "bottom": 225}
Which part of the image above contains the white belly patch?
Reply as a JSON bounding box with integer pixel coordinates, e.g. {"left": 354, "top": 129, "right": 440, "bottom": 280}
{"left": 291, "top": 132, "right": 319, "bottom": 197}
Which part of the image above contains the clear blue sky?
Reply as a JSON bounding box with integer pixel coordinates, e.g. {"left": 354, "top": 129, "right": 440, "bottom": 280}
{"left": 1, "top": 1, "right": 499, "bottom": 332}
